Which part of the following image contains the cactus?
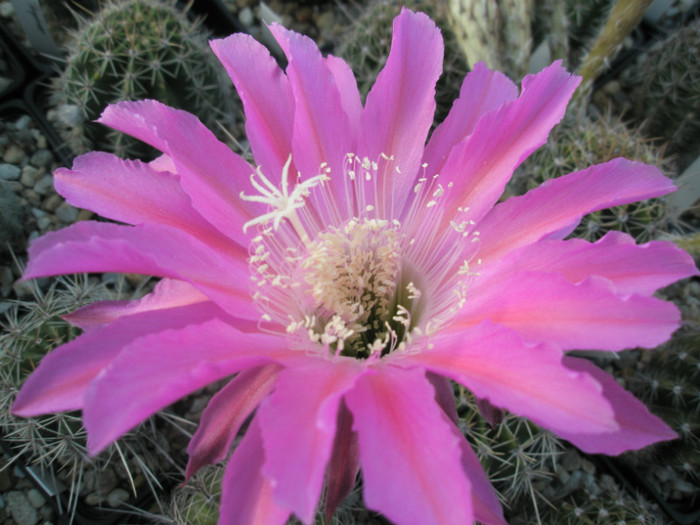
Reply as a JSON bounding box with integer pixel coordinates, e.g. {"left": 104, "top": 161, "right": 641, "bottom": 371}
{"left": 631, "top": 19, "right": 700, "bottom": 168}
{"left": 455, "top": 385, "right": 565, "bottom": 521}
{"left": 532, "top": 0, "right": 570, "bottom": 64}
{"left": 511, "top": 110, "right": 677, "bottom": 242}
{"left": 447, "top": 0, "right": 533, "bottom": 80}
{"left": 577, "top": 0, "right": 652, "bottom": 88}
{"left": 163, "top": 464, "right": 223, "bottom": 525}
{"left": 0, "top": 182, "right": 25, "bottom": 256}
{"left": 625, "top": 332, "right": 700, "bottom": 506}
{"left": 159, "top": 462, "right": 370, "bottom": 525}
{"left": 55, "top": 0, "right": 234, "bottom": 159}
{"left": 565, "top": 0, "right": 614, "bottom": 62}
{"left": 336, "top": 0, "right": 469, "bottom": 125}
{"left": 512, "top": 472, "right": 668, "bottom": 524}
{"left": 0, "top": 274, "right": 184, "bottom": 515}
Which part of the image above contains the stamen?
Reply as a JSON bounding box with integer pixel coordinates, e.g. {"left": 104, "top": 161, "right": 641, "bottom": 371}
{"left": 240, "top": 155, "right": 328, "bottom": 243}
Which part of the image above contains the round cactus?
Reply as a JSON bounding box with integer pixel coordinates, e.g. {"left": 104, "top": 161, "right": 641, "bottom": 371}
{"left": 511, "top": 110, "right": 677, "bottom": 243}
{"left": 55, "top": 0, "right": 234, "bottom": 159}
{"left": 336, "top": 0, "right": 469, "bottom": 125}
{"left": 632, "top": 18, "right": 700, "bottom": 168}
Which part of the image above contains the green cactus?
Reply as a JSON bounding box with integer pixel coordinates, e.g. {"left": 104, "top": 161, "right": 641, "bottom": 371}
{"left": 632, "top": 18, "right": 700, "bottom": 168}
{"left": 565, "top": 0, "right": 614, "bottom": 63}
{"left": 577, "top": 0, "right": 652, "bottom": 88}
{"left": 336, "top": 0, "right": 469, "bottom": 125}
{"left": 55, "top": 0, "right": 234, "bottom": 159}
{"left": 513, "top": 472, "right": 669, "bottom": 524}
{"left": 625, "top": 332, "right": 700, "bottom": 505}
{"left": 455, "top": 385, "right": 564, "bottom": 521}
{"left": 164, "top": 464, "right": 223, "bottom": 525}
{"left": 511, "top": 110, "right": 677, "bottom": 242}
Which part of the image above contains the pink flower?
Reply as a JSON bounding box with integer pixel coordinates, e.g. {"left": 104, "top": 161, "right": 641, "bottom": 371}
{"left": 13, "top": 8, "right": 698, "bottom": 525}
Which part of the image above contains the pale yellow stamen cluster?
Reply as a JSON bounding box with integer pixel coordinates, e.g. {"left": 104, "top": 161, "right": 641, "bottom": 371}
{"left": 300, "top": 217, "right": 402, "bottom": 339}
{"left": 241, "top": 153, "right": 481, "bottom": 359}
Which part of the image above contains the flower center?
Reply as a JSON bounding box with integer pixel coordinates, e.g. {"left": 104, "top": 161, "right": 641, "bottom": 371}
{"left": 242, "top": 153, "right": 474, "bottom": 360}
{"left": 294, "top": 217, "right": 416, "bottom": 358}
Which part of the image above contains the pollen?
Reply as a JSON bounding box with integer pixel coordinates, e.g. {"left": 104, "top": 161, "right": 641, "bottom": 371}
{"left": 299, "top": 217, "right": 402, "bottom": 343}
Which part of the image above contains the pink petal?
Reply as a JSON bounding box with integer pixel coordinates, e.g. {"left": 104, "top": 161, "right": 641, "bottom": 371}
{"left": 448, "top": 415, "right": 507, "bottom": 525}
{"left": 438, "top": 61, "right": 580, "bottom": 226}
{"left": 398, "top": 321, "right": 618, "bottom": 435}
{"left": 23, "top": 221, "right": 256, "bottom": 319}
{"left": 345, "top": 365, "right": 474, "bottom": 525}
{"left": 326, "top": 55, "right": 362, "bottom": 141}
{"left": 12, "top": 302, "right": 227, "bottom": 416}
{"left": 210, "top": 34, "right": 294, "bottom": 179}
{"left": 457, "top": 271, "right": 681, "bottom": 350}
{"left": 359, "top": 8, "right": 443, "bottom": 214}
{"left": 220, "top": 416, "right": 291, "bottom": 525}
{"left": 427, "top": 372, "right": 459, "bottom": 425}
{"left": 186, "top": 364, "right": 281, "bottom": 479}
{"left": 65, "top": 279, "right": 209, "bottom": 329}
{"left": 422, "top": 62, "right": 518, "bottom": 175}
{"left": 148, "top": 153, "right": 176, "bottom": 173}
{"left": 268, "top": 24, "right": 353, "bottom": 225}
{"left": 97, "top": 100, "right": 260, "bottom": 246}
{"left": 476, "top": 158, "right": 676, "bottom": 265}
{"left": 258, "top": 359, "right": 366, "bottom": 523}
{"left": 83, "top": 318, "right": 291, "bottom": 454}
{"left": 557, "top": 357, "right": 677, "bottom": 454}
{"left": 478, "top": 231, "right": 698, "bottom": 297}
{"left": 324, "top": 399, "right": 360, "bottom": 523}
{"left": 54, "top": 153, "right": 225, "bottom": 248}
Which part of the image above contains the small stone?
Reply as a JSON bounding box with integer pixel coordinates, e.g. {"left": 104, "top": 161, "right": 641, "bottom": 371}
{"left": 238, "top": 7, "right": 254, "bottom": 27}
{"left": 26, "top": 489, "right": 45, "bottom": 509}
{"left": 83, "top": 467, "right": 118, "bottom": 494}
{"left": 55, "top": 202, "right": 78, "bottom": 223}
{"left": 36, "top": 135, "right": 47, "bottom": 149}
{"left": 14, "top": 115, "right": 31, "bottom": 130}
{"left": 295, "top": 6, "right": 312, "bottom": 23}
{"left": 20, "top": 166, "right": 40, "bottom": 187}
{"left": 5, "top": 491, "right": 38, "bottom": 525}
{"left": 0, "top": 163, "right": 20, "bottom": 180}
{"left": 30, "top": 150, "right": 53, "bottom": 169}
{"left": 42, "top": 193, "right": 63, "bottom": 212}
{"left": 0, "top": 2, "right": 14, "bottom": 18}
{"left": 33, "top": 175, "right": 54, "bottom": 195}
{"left": 3, "top": 144, "right": 24, "bottom": 164}
{"left": 106, "top": 488, "right": 130, "bottom": 508}
{"left": 31, "top": 208, "right": 47, "bottom": 220}
{"left": 76, "top": 209, "right": 93, "bottom": 221}
{"left": 37, "top": 216, "right": 51, "bottom": 231}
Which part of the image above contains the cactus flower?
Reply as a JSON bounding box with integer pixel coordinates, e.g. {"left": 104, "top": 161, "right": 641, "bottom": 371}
{"left": 13, "top": 8, "right": 698, "bottom": 525}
